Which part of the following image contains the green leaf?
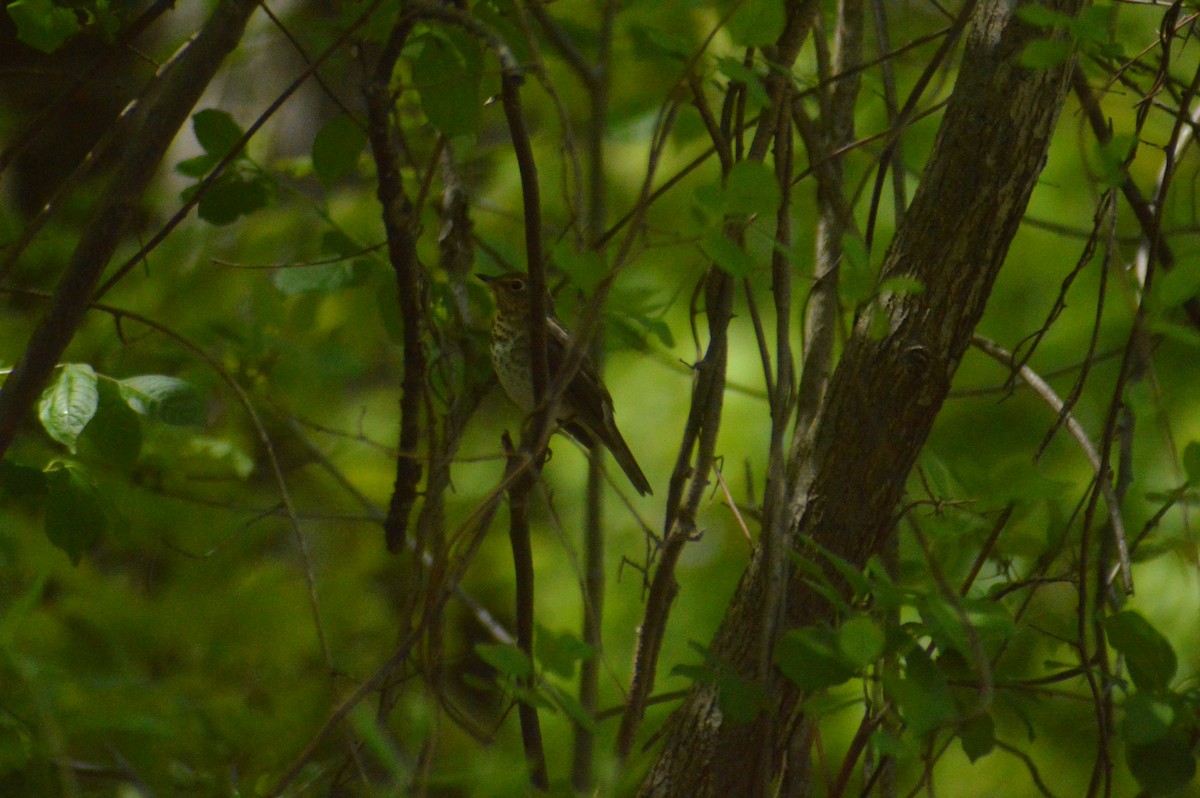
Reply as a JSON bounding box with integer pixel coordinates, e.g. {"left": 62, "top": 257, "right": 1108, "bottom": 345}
{"left": 775, "top": 627, "right": 855, "bottom": 692}
{"left": 962, "top": 598, "right": 1016, "bottom": 647}
{"left": 44, "top": 464, "right": 107, "bottom": 565}
{"left": 1148, "top": 316, "right": 1200, "bottom": 349}
{"left": 192, "top": 109, "right": 246, "bottom": 159}
{"left": 320, "top": 229, "right": 364, "bottom": 259}
{"left": 865, "top": 556, "right": 905, "bottom": 611}
{"left": 1071, "top": 5, "right": 1118, "bottom": 47}
{"left": 888, "top": 647, "right": 955, "bottom": 738}
{"left": 412, "top": 32, "right": 482, "bottom": 138}
{"left": 724, "top": 161, "right": 781, "bottom": 220}
{"left": 838, "top": 615, "right": 885, "bottom": 667}
{"left": 1015, "top": 5, "right": 1072, "bottom": 27}
{"left": 544, "top": 682, "right": 595, "bottom": 732}
{"left": 1126, "top": 732, "right": 1197, "bottom": 795}
{"left": 628, "top": 23, "right": 692, "bottom": 62}
{"left": 1019, "top": 39, "right": 1071, "bottom": 69}
{"left": 920, "top": 452, "right": 960, "bottom": 498}
{"left": 87, "top": 0, "right": 122, "bottom": 40}
{"left": 175, "top": 153, "right": 220, "bottom": 178}
{"left": 959, "top": 712, "right": 995, "bottom": 762}
{"left": 0, "top": 460, "right": 47, "bottom": 498}
{"left": 1122, "top": 692, "right": 1174, "bottom": 746}
{"left": 716, "top": 57, "right": 769, "bottom": 107}
{"left": 871, "top": 728, "right": 915, "bottom": 761}
{"left": 272, "top": 262, "right": 358, "bottom": 295}
{"left": 813, "top": 543, "right": 873, "bottom": 599}
{"left": 178, "top": 435, "right": 253, "bottom": 480}
{"left": 726, "top": 0, "right": 784, "bottom": 47}
{"left": 716, "top": 673, "right": 768, "bottom": 724}
{"left": 511, "top": 683, "right": 555, "bottom": 711}
{"left": 695, "top": 161, "right": 781, "bottom": 222}
{"left": 840, "top": 234, "right": 876, "bottom": 306}
{"left": 6, "top": 0, "right": 80, "bottom": 53}
{"left": 640, "top": 316, "right": 675, "bottom": 348}
{"left": 987, "top": 458, "right": 1073, "bottom": 503}
{"left": 691, "top": 181, "right": 724, "bottom": 219}
{"left": 916, "top": 594, "right": 968, "bottom": 655}
{"left": 1096, "top": 134, "right": 1135, "bottom": 189}
{"left": 38, "top": 363, "right": 99, "bottom": 453}
{"left": 476, "top": 643, "right": 533, "bottom": 679}
{"left": 377, "top": 283, "right": 404, "bottom": 343}
{"left": 1182, "top": 442, "right": 1200, "bottom": 485}
{"left": 348, "top": 704, "right": 406, "bottom": 781}
{"left": 77, "top": 379, "right": 142, "bottom": 471}
{"left": 0, "top": 575, "right": 46, "bottom": 649}
{"left": 312, "top": 115, "right": 367, "bottom": 186}
{"left": 1106, "top": 611, "right": 1177, "bottom": 692}
{"left": 554, "top": 242, "right": 605, "bottom": 294}
{"left": 1155, "top": 256, "right": 1200, "bottom": 314}
{"left": 790, "top": 553, "right": 853, "bottom": 613}
{"left": 878, "top": 276, "right": 926, "bottom": 296}
{"left": 193, "top": 172, "right": 272, "bottom": 225}
{"left": 702, "top": 231, "right": 755, "bottom": 277}
{"left": 670, "top": 663, "right": 716, "bottom": 684}
{"left": 0, "top": 714, "right": 33, "bottom": 776}
{"left": 535, "top": 626, "right": 594, "bottom": 680}
{"left": 119, "top": 375, "right": 205, "bottom": 426}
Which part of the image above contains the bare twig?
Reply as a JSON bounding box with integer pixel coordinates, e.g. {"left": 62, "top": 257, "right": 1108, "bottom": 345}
{"left": 501, "top": 433, "right": 550, "bottom": 789}
{"left": 363, "top": 15, "right": 427, "bottom": 552}
{"left": 971, "top": 336, "right": 1132, "bottom": 593}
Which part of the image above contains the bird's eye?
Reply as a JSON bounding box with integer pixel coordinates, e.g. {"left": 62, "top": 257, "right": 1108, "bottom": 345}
{"left": 508, "top": 278, "right": 525, "bottom": 291}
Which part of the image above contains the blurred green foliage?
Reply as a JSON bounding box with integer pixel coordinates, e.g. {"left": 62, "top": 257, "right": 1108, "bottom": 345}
{"left": 0, "top": 0, "right": 1199, "bottom": 796}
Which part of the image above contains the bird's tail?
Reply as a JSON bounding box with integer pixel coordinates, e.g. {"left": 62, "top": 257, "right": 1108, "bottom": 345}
{"left": 600, "top": 424, "right": 653, "bottom": 496}
{"left": 563, "top": 418, "right": 653, "bottom": 496}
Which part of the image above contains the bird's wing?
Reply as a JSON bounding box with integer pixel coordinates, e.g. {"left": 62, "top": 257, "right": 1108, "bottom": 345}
{"left": 545, "top": 315, "right": 616, "bottom": 431}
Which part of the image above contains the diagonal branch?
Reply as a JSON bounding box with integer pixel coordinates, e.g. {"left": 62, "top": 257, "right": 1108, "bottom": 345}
{"left": 0, "top": 0, "right": 260, "bottom": 459}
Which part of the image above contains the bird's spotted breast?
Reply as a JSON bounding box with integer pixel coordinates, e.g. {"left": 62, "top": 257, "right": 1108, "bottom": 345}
{"left": 491, "top": 321, "right": 535, "bottom": 410}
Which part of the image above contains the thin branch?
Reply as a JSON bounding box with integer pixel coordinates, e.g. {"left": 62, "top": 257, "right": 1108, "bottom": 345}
{"left": 0, "top": 0, "right": 261, "bottom": 459}
{"left": 0, "top": 1, "right": 174, "bottom": 283}
{"left": 573, "top": 0, "right": 620, "bottom": 787}
{"left": 274, "top": 393, "right": 557, "bottom": 794}
{"left": 864, "top": 0, "right": 976, "bottom": 251}
{"left": 363, "top": 15, "right": 427, "bottom": 553}
{"left": 92, "top": 0, "right": 391, "bottom": 301}
{"left": 971, "top": 336, "right": 1131, "bottom": 591}
{"left": 501, "top": 433, "right": 550, "bottom": 790}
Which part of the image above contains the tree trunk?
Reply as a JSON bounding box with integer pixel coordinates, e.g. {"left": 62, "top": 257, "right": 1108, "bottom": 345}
{"left": 637, "top": 0, "right": 1084, "bottom": 794}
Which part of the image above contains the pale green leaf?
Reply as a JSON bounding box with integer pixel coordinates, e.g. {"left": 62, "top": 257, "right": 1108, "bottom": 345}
{"left": 6, "top": 0, "right": 80, "bottom": 53}
{"left": 703, "top": 231, "right": 755, "bottom": 277}
{"left": 119, "top": 375, "right": 205, "bottom": 426}
{"left": 38, "top": 364, "right": 99, "bottom": 453}
{"left": 476, "top": 643, "right": 533, "bottom": 679}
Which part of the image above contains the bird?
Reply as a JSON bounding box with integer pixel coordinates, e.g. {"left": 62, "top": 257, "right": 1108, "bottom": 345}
{"left": 480, "top": 271, "right": 653, "bottom": 496}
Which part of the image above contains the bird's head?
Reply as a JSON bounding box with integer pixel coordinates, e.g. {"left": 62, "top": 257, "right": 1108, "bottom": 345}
{"left": 479, "top": 271, "right": 532, "bottom": 316}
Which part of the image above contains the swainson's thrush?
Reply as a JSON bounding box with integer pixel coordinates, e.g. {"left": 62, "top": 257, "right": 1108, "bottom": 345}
{"left": 481, "top": 271, "right": 653, "bottom": 496}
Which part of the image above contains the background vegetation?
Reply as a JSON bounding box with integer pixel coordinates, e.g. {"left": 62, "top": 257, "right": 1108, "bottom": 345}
{"left": 1, "top": 0, "right": 1199, "bottom": 795}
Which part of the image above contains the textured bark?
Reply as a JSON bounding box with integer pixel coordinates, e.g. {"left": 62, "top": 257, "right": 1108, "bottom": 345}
{"left": 637, "top": 0, "right": 1084, "bottom": 794}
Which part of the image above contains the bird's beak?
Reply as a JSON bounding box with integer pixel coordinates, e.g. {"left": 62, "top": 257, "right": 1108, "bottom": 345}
{"left": 477, "top": 272, "right": 497, "bottom": 284}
